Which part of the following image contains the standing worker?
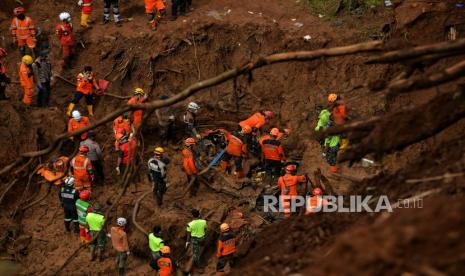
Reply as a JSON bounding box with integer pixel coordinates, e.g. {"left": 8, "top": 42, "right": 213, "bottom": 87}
{"left": 76, "top": 190, "right": 92, "bottom": 244}
{"left": 155, "top": 95, "right": 175, "bottom": 145}
{"left": 328, "top": 93, "right": 349, "bottom": 149}
{"left": 67, "top": 66, "right": 100, "bottom": 116}
{"left": 31, "top": 53, "right": 52, "bottom": 107}
{"left": 116, "top": 135, "right": 136, "bottom": 176}
{"left": 145, "top": 0, "right": 166, "bottom": 30}
{"left": 80, "top": 131, "right": 104, "bottom": 185}
{"left": 186, "top": 209, "right": 207, "bottom": 268}
{"left": 278, "top": 165, "right": 306, "bottom": 218}
{"left": 183, "top": 102, "right": 200, "bottom": 139}
{"left": 305, "top": 187, "right": 328, "bottom": 215}
{"left": 0, "top": 48, "right": 11, "bottom": 100}
{"left": 219, "top": 127, "right": 249, "bottom": 179}
{"left": 261, "top": 128, "right": 286, "bottom": 182}
{"left": 103, "top": 0, "right": 121, "bottom": 25}
{"left": 10, "top": 7, "right": 36, "bottom": 56}
{"left": 216, "top": 223, "right": 236, "bottom": 274}
{"left": 127, "top": 88, "right": 147, "bottom": 131}
{"left": 78, "top": 0, "right": 93, "bottom": 28}
{"left": 171, "top": 0, "right": 189, "bottom": 19}
{"left": 59, "top": 176, "right": 80, "bottom": 233}
{"left": 181, "top": 138, "right": 200, "bottom": 196}
{"left": 71, "top": 145, "right": 95, "bottom": 191}
{"left": 18, "top": 55, "right": 35, "bottom": 106}
{"left": 68, "top": 110, "right": 91, "bottom": 140}
{"left": 315, "top": 108, "right": 340, "bottom": 172}
{"left": 86, "top": 203, "right": 107, "bottom": 261}
{"left": 148, "top": 147, "right": 170, "bottom": 206}
{"left": 109, "top": 218, "right": 130, "bottom": 275}
{"left": 55, "top": 12, "right": 75, "bottom": 69}
{"left": 148, "top": 225, "right": 164, "bottom": 261}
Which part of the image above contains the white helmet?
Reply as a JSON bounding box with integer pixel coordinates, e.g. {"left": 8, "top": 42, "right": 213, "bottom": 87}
{"left": 72, "top": 110, "right": 81, "bottom": 120}
{"left": 59, "top": 12, "right": 71, "bottom": 22}
{"left": 116, "top": 217, "right": 127, "bottom": 226}
{"left": 187, "top": 102, "right": 199, "bottom": 110}
{"left": 64, "top": 176, "right": 75, "bottom": 187}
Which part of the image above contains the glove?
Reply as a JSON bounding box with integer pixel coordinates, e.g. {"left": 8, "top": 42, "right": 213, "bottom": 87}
{"left": 78, "top": 0, "right": 83, "bottom": 6}
{"left": 115, "top": 167, "right": 120, "bottom": 175}
{"left": 126, "top": 251, "right": 130, "bottom": 256}
{"left": 185, "top": 242, "right": 190, "bottom": 248}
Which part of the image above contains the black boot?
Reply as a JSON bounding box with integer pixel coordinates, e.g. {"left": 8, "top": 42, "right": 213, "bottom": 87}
{"left": 64, "top": 220, "right": 71, "bottom": 232}
{"left": 118, "top": 267, "right": 125, "bottom": 276}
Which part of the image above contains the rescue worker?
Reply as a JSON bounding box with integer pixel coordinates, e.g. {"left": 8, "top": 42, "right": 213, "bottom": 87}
{"left": 216, "top": 223, "right": 236, "bottom": 274}
{"left": 127, "top": 88, "right": 147, "bottom": 131}
{"left": 172, "top": 0, "right": 189, "bottom": 19}
{"left": 76, "top": 189, "right": 92, "bottom": 244}
{"left": 148, "top": 147, "right": 170, "bottom": 206}
{"left": 305, "top": 187, "right": 328, "bottom": 215}
{"left": 103, "top": 0, "right": 121, "bottom": 25}
{"left": 278, "top": 165, "right": 306, "bottom": 218}
{"left": 181, "top": 138, "right": 200, "bottom": 196}
{"left": 0, "top": 48, "right": 11, "bottom": 100}
{"left": 78, "top": 0, "right": 93, "bottom": 28}
{"left": 328, "top": 93, "right": 349, "bottom": 150}
{"left": 153, "top": 246, "right": 177, "bottom": 276}
{"left": 71, "top": 145, "right": 95, "bottom": 191}
{"left": 239, "top": 110, "right": 273, "bottom": 132}
{"left": 86, "top": 203, "right": 106, "bottom": 261}
{"left": 145, "top": 0, "right": 166, "bottom": 29}
{"left": 315, "top": 108, "right": 340, "bottom": 172}
{"left": 10, "top": 7, "right": 36, "bottom": 56}
{"left": 31, "top": 53, "right": 52, "bottom": 107}
{"left": 68, "top": 110, "right": 91, "bottom": 140}
{"left": 109, "top": 217, "right": 130, "bottom": 275}
{"left": 80, "top": 131, "right": 104, "bottom": 184}
{"left": 155, "top": 95, "right": 175, "bottom": 145}
{"left": 261, "top": 128, "right": 285, "bottom": 181}
{"left": 183, "top": 102, "right": 200, "bottom": 139}
{"left": 55, "top": 12, "right": 75, "bottom": 69}
{"left": 219, "top": 127, "right": 249, "bottom": 179}
{"left": 67, "top": 66, "right": 100, "bottom": 116}
{"left": 186, "top": 209, "right": 207, "bottom": 268}
{"left": 59, "top": 176, "right": 80, "bottom": 233}
{"left": 18, "top": 55, "right": 35, "bottom": 106}
{"left": 148, "top": 225, "right": 164, "bottom": 261}
{"left": 37, "top": 155, "right": 69, "bottom": 185}
{"left": 116, "top": 135, "right": 136, "bottom": 176}
{"left": 113, "top": 114, "right": 132, "bottom": 150}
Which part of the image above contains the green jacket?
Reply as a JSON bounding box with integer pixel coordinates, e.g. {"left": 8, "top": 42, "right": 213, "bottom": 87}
{"left": 76, "top": 199, "right": 90, "bottom": 225}
{"left": 315, "top": 109, "right": 331, "bottom": 131}
{"left": 325, "top": 135, "right": 340, "bottom": 148}
{"left": 187, "top": 219, "right": 207, "bottom": 238}
{"left": 148, "top": 233, "right": 164, "bottom": 252}
{"left": 86, "top": 212, "right": 105, "bottom": 231}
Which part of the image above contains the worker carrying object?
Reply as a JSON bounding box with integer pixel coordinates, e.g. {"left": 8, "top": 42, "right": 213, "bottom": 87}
{"left": 80, "top": 131, "right": 104, "bottom": 184}
{"left": 109, "top": 217, "right": 130, "bottom": 275}
{"left": 127, "top": 87, "right": 147, "bottom": 131}
{"left": 10, "top": 7, "right": 36, "bottom": 56}
{"left": 76, "top": 189, "right": 92, "bottom": 243}
{"left": 186, "top": 209, "right": 207, "bottom": 268}
{"left": 0, "top": 48, "right": 11, "bottom": 100}
{"left": 315, "top": 108, "right": 340, "bottom": 172}
{"left": 328, "top": 93, "right": 349, "bottom": 150}
{"left": 181, "top": 138, "right": 200, "bottom": 196}
{"left": 219, "top": 128, "right": 249, "bottom": 179}
{"left": 59, "top": 176, "right": 80, "bottom": 233}
{"left": 148, "top": 147, "right": 170, "bottom": 206}
{"left": 31, "top": 53, "right": 53, "bottom": 107}
{"left": 78, "top": 0, "right": 93, "bottom": 28}
{"left": 55, "top": 12, "right": 75, "bottom": 69}
{"left": 18, "top": 55, "right": 35, "bottom": 106}
{"left": 145, "top": 0, "right": 166, "bottom": 30}
{"left": 86, "top": 203, "right": 106, "bottom": 261}
{"left": 183, "top": 102, "right": 200, "bottom": 139}
{"left": 305, "top": 187, "right": 329, "bottom": 215}
{"left": 152, "top": 246, "right": 177, "bottom": 276}
{"left": 67, "top": 66, "right": 100, "bottom": 116}
{"left": 116, "top": 135, "right": 136, "bottom": 176}
{"left": 68, "top": 110, "right": 91, "bottom": 140}
{"left": 278, "top": 165, "right": 306, "bottom": 218}
{"left": 216, "top": 223, "right": 236, "bottom": 273}
{"left": 103, "top": 0, "right": 121, "bottom": 25}
{"left": 155, "top": 95, "right": 175, "bottom": 146}
{"left": 261, "top": 128, "right": 286, "bottom": 181}
{"left": 37, "top": 155, "right": 69, "bottom": 185}
{"left": 148, "top": 225, "right": 165, "bottom": 261}
{"left": 239, "top": 110, "right": 273, "bottom": 132}
{"left": 71, "top": 145, "right": 95, "bottom": 191}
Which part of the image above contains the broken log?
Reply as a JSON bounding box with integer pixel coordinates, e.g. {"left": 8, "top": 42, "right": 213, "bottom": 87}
{"left": 132, "top": 190, "right": 151, "bottom": 235}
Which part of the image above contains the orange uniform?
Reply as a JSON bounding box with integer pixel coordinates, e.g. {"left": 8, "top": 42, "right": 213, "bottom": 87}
{"left": 118, "top": 139, "right": 136, "bottom": 165}
{"left": 10, "top": 16, "right": 36, "bottom": 48}
{"left": 331, "top": 103, "right": 347, "bottom": 125}
{"left": 217, "top": 233, "right": 236, "bottom": 257}
{"left": 224, "top": 132, "right": 247, "bottom": 157}
{"left": 156, "top": 257, "right": 174, "bottom": 276}
{"left": 145, "top": 0, "right": 166, "bottom": 13}
{"left": 113, "top": 116, "right": 132, "bottom": 136}
{"left": 261, "top": 138, "right": 285, "bottom": 161}
{"left": 71, "top": 154, "right": 93, "bottom": 190}
{"left": 182, "top": 148, "right": 198, "bottom": 176}
{"left": 278, "top": 173, "right": 306, "bottom": 218}
{"left": 76, "top": 72, "right": 97, "bottom": 95}
{"left": 305, "top": 196, "right": 329, "bottom": 215}
{"left": 68, "top": 116, "right": 91, "bottom": 140}
{"left": 239, "top": 112, "right": 266, "bottom": 130}
{"left": 18, "top": 63, "right": 34, "bottom": 106}
{"left": 127, "top": 96, "right": 146, "bottom": 130}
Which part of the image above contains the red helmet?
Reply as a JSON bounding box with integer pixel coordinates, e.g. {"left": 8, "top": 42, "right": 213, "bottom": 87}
{"left": 263, "top": 111, "right": 273, "bottom": 119}
{"left": 79, "top": 190, "right": 91, "bottom": 200}
{"left": 312, "top": 187, "right": 323, "bottom": 196}
{"left": 285, "top": 164, "right": 296, "bottom": 173}
{"left": 14, "top": 7, "right": 25, "bottom": 16}
{"left": 185, "top": 137, "right": 196, "bottom": 146}
{"left": 0, "top": 48, "right": 6, "bottom": 58}
{"left": 79, "top": 145, "right": 89, "bottom": 153}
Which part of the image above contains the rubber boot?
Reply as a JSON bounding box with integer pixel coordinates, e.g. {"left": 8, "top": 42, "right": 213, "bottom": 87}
{"left": 67, "top": 103, "right": 75, "bottom": 116}
{"left": 87, "top": 105, "right": 94, "bottom": 116}
{"left": 64, "top": 220, "right": 71, "bottom": 232}
{"left": 90, "top": 246, "right": 96, "bottom": 261}
{"left": 98, "top": 248, "right": 104, "bottom": 262}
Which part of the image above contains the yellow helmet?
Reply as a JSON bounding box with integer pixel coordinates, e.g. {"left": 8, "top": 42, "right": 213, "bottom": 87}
{"left": 220, "top": 223, "right": 230, "bottom": 232}
{"left": 160, "top": 246, "right": 170, "bottom": 254}
{"left": 22, "top": 55, "right": 33, "bottom": 65}
{"left": 154, "top": 147, "right": 165, "bottom": 155}
{"left": 328, "top": 93, "right": 338, "bottom": 103}
{"left": 134, "top": 87, "right": 145, "bottom": 95}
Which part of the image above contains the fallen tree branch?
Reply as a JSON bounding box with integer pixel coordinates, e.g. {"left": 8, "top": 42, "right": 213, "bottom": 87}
{"left": 406, "top": 172, "right": 465, "bottom": 184}
{"left": 132, "top": 190, "right": 151, "bottom": 235}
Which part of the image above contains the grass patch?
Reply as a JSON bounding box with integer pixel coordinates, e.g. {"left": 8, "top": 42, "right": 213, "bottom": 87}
{"left": 305, "top": 0, "right": 384, "bottom": 16}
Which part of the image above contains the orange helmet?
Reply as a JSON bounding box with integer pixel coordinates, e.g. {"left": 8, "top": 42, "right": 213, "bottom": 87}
{"left": 328, "top": 93, "right": 338, "bottom": 103}
{"left": 79, "top": 145, "right": 89, "bottom": 153}
{"left": 263, "top": 110, "right": 273, "bottom": 119}
{"left": 270, "top": 128, "right": 280, "bottom": 136}
{"left": 241, "top": 125, "right": 252, "bottom": 134}
{"left": 312, "top": 187, "right": 323, "bottom": 196}
{"left": 285, "top": 164, "right": 296, "bottom": 173}
{"left": 14, "top": 7, "right": 25, "bottom": 16}
{"left": 185, "top": 137, "right": 196, "bottom": 146}
{"left": 0, "top": 48, "right": 6, "bottom": 58}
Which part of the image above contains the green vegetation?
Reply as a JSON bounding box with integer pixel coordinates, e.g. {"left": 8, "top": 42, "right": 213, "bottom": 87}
{"left": 305, "top": 0, "right": 383, "bottom": 16}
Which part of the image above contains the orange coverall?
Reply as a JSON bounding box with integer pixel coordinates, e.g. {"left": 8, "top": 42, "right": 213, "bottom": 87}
{"left": 278, "top": 174, "right": 306, "bottom": 218}
{"left": 68, "top": 116, "right": 91, "bottom": 140}
{"left": 10, "top": 16, "right": 36, "bottom": 49}
{"left": 71, "top": 154, "right": 93, "bottom": 191}
{"left": 127, "top": 96, "right": 146, "bottom": 130}
{"left": 18, "top": 63, "right": 34, "bottom": 106}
